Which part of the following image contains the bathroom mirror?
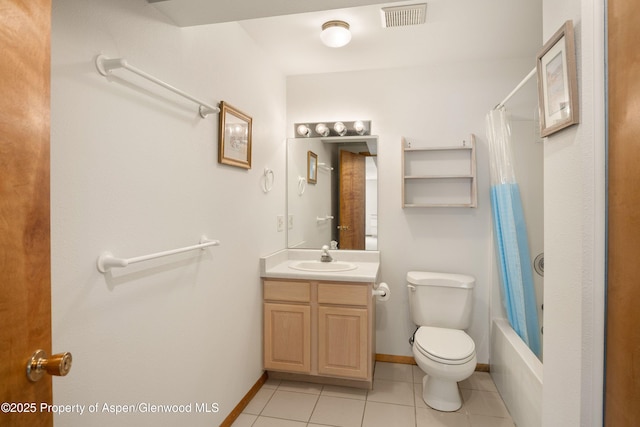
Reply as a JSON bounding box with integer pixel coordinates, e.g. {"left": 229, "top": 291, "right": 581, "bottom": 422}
{"left": 287, "top": 136, "right": 378, "bottom": 250}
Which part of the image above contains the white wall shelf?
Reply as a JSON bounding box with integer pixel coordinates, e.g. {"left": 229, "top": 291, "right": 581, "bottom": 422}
{"left": 401, "top": 135, "right": 477, "bottom": 208}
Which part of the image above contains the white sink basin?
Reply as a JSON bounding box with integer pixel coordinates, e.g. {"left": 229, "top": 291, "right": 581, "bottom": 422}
{"left": 289, "top": 261, "right": 358, "bottom": 272}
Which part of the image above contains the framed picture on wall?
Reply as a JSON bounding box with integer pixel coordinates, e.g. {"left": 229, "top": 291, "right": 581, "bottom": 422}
{"left": 307, "top": 151, "right": 318, "bottom": 184}
{"left": 536, "top": 20, "right": 579, "bottom": 137}
{"left": 218, "top": 101, "right": 252, "bottom": 169}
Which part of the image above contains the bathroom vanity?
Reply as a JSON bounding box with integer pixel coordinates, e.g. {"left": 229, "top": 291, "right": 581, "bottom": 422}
{"left": 260, "top": 249, "right": 380, "bottom": 389}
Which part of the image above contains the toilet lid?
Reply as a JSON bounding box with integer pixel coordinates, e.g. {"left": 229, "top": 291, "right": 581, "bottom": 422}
{"left": 415, "top": 326, "right": 475, "bottom": 364}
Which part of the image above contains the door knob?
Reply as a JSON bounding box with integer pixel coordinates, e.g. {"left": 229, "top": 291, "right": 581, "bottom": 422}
{"left": 26, "top": 349, "right": 72, "bottom": 382}
{"left": 337, "top": 225, "right": 350, "bottom": 231}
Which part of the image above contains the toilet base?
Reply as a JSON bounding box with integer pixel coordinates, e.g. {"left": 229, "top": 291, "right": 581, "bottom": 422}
{"left": 421, "top": 374, "right": 462, "bottom": 412}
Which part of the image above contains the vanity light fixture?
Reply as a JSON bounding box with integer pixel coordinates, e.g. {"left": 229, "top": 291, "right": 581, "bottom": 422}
{"left": 320, "top": 20, "right": 352, "bottom": 48}
{"left": 296, "top": 124, "right": 311, "bottom": 137}
{"left": 293, "top": 120, "right": 372, "bottom": 138}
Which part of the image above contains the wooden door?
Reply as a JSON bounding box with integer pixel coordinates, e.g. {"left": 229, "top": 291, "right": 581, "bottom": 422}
{"left": 0, "top": 0, "right": 53, "bottom": 426}
{"left": 317, "top": 306, "right": 368, "bottom": 379}
{"left": 263, "top": 303, "right": 311, "bottom": 373}
{"left": 605, "top": 0, "right": 640, "bottom": 425}
{"left": 338, "top": 151, "right": 366, "bottom": 249}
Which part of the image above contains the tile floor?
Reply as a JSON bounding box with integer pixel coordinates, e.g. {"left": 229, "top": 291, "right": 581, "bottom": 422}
{"left": 231, "top": 362, "right": 514, "bottom": 427}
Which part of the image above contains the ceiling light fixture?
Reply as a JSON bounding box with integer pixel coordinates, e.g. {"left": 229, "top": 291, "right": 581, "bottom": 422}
{"left": 320, "top": 20, "right": 351, "bottom": 48}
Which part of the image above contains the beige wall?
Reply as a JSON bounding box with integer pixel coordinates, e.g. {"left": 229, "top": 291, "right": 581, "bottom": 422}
{"left": 50, "top": 1, "right": 287, "bottom": 425}
{"left": 541, "top": 0, "right": 606, "bottom": 425}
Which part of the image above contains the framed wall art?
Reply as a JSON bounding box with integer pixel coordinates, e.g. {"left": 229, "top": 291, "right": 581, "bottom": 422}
{"left": 307, "top": 151, "right": 318, "bottom": 184}
{"left": 218, "top": 101, "right": 252, "bottom": 169}
{"left": 536, "top": 20, "right": 579, "bottom": 137}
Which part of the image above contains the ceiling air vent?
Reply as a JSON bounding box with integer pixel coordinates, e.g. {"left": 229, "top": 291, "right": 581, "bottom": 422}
{"left": 381, "top": 3, "right": 427, "bottom": 28}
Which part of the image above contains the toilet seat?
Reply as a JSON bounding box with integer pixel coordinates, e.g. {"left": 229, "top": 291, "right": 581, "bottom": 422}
{"left": 414, "top": 326, "right": 475, "bottom": 365}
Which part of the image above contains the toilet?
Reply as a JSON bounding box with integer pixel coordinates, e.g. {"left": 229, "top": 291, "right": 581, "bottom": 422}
{"left": 407, "top": 271, "right": 477, "bottom": 412}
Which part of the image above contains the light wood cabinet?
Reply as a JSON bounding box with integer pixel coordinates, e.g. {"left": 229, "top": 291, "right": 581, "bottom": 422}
{"left": 264, "top": 303, "right": 311, "bottom": 373}
{"left": 263, "top": 278, "right": 375, "bottom": 388}
{"left": 318, "top": 306, "right": 368, "bottom": 378}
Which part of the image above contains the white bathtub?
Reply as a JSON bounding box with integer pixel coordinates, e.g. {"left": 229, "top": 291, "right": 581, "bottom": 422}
{"left": 491, "top": 318, "right": 543, "bottom": 427}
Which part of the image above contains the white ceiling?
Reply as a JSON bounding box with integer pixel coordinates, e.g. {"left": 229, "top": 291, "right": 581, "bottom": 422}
{"left": 149, "top": 0, "right": 542, "bottom": 76}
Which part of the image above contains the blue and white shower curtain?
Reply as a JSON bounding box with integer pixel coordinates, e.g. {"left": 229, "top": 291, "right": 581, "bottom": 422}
{"left": 487, "top": 108, "right": 541, "bottom": 358}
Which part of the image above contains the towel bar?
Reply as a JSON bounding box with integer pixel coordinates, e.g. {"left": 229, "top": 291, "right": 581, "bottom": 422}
{"left": 95, "top": 54, "right": 220, "bottom": 118}
{"left": 97, "top": 235, "right": 220, "bottom": 273}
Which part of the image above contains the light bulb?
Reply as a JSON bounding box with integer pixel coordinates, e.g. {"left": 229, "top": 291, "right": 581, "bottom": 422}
{"left": 334, "top": 121, "right": 347, "bottom": 136}
{"left": 315, "top": 123, "right": 330, "bottom": 137}
{"left": 296, "top": 124, "right": 311, "bottom": 137}
{"left": 353, "top": 120, "right": 365, "bottom": 135}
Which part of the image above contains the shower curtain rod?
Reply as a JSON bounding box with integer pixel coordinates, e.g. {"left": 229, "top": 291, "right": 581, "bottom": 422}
{"left": 494, "top": 67, "right": 537, "bottom": 110}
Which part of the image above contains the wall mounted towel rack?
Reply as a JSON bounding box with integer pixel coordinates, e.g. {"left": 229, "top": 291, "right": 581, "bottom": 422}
{"left": 95, "top": 54, "right": 220, "bottom": 118}
{"left": 297, "top": 176, "right": 307, "bottom": 196}
{"left": 97, "top": 235, "right": 220, "bottom": 273}
{"left": 262, "top": 167, "right": 275, "bottom": 193}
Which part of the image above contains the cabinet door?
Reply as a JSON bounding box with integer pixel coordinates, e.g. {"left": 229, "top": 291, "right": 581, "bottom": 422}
{"left": 318, "top": 306, "right": 368, "bottom": 379}
{"left": 264, "top": 303, "right": 311, "bottom": 373}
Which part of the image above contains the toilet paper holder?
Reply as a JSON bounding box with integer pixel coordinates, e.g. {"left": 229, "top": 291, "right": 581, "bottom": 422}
{"left": 372, "top": 288, "right": 387, "bottom": 297}
{"left": 372, "top": 282, "right": 390, "bottom": 301}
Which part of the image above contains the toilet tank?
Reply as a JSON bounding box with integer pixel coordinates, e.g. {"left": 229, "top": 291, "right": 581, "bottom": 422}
{"left": 407, "top": 271, "right": 475, "bottom": 329}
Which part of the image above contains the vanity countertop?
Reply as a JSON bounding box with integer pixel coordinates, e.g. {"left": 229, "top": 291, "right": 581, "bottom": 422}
{"left": 260, "top": 249, "right": 380, "bottom": 283}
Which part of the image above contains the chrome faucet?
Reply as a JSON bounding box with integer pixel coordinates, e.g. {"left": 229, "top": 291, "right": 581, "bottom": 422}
{"left": 320, "top": 245, "right": 333, "bottom": 263}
